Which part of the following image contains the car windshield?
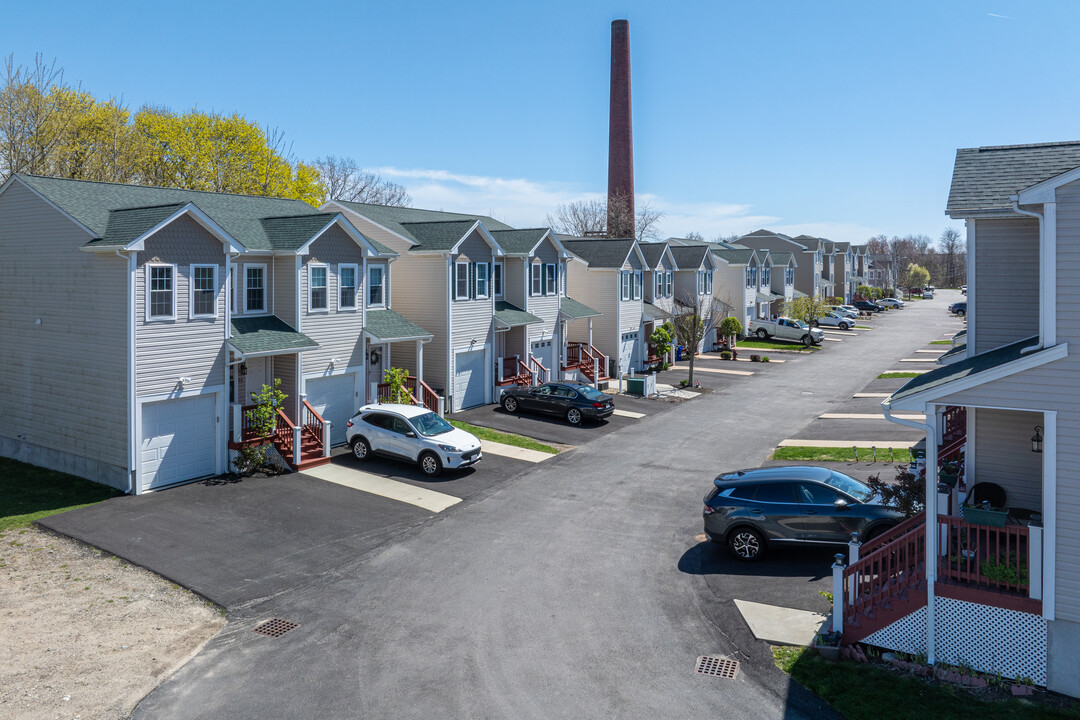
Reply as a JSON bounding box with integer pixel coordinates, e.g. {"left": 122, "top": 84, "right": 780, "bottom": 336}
{"left": 576, "top": 385, "right": 606, "bottom": 401}
{"left": 793, "top": 319, "right": 809, "bottom": 329}
{"left": 823, "top": 471, "right": 873, "bottom": 503}
{"left": 411, "top": 411, "right": 455, "bottom": 437}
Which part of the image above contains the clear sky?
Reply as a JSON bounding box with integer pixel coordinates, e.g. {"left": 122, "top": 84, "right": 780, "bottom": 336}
{"left": 5, "top": 0, "right": 1079, "bottom": 244}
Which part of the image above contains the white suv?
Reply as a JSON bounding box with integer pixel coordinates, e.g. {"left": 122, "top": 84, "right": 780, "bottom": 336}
{"left": 345, "top": 403, "right": 482, "bottom": 476}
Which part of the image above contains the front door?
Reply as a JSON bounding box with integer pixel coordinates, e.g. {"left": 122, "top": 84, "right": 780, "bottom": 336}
{"left": 368, "top": 342, "right": 386, "bottom": 402}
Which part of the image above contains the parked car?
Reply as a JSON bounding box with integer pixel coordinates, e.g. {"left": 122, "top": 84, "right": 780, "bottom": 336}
{"left": 922, "top": 290, "right": 934, "bottom": 299}
{"left": 853, "top": 300, "right": 883, "bottom": 313}
{"left": 702, "top": 466, "right": 905, "bottom": 560}
{"left": 346, "top": 403, "right": 482, "bottom": 476}
{"left": 746, "top": 317, "right": 825, "bottom": 346}
{"left": 878, "top": 298, "right": 905, "bottom": 309}
{"left": 816, "top": 311, "right": 853, "bottom": 330}
{"left": 961, "top": 285, "right": 967, "bottom": 295}
{"left": 828, "top": 305, "right": 858, "bottom": 319}
{"left": 501, "top": 381, "right": 615, "bottom": 425}
{"left": 949, "top": 301, "right": 967, "bottom": 316}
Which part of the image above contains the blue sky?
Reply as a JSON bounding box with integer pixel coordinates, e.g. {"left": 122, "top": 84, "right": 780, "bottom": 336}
{"left": 5, "top": 0, "right": 1080, "bottom": 243}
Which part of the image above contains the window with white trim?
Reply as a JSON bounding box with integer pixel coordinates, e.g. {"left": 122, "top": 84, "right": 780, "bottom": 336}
{"left": 338, "top": 264, "right": 357, "bottom": 310}
{"left": 745, "top": 266, "right": 753, "bottom": 288}
{"left": 655, "top": 272, "right": 663, "bottom": 298}
{"left": 244, "top": 264, "right": 266, "bottom": 314}
{"left": 455, "top": 262, "right": 470, "bottom": 300}
{"left": 697, "top": 271, "right": 704, "bottom": 295}
{"left": 309, "top": 264, "right": 328, "bottom": 312}
{"left": 707, "top": 270, "right": 713, "bottom": 294}
{"left": 190, "top": 264, "right": 217, "bottom": 318}
{"left": 475, "top": 262, "right": 489, "bottom": 298}
{"left": 762, "top": 267, "right": 770, "bottom": 287}
{"left": 545, "top": 264, "right": 557, "bottom": 295}
{"left": 619, "top": 271, "right": 630, "bottom": 301}
{"left": 786, "top": 267, "right": 795, "bottom": 285}
{"left": 531, "top": 263, "right": 542, "bottom": 296}
{"left": 146, "top": 264, "right": 175, "bottom": 320}
{"left": 633, "top": 270, "right": 642, "bottom": 300}
{"left": 665, "top": 271, "right": 672, "bottom": 297}
{"left": 369, "top": 265, "right": 386, "bottom": 306}
{"left": 493, "top": 262, "right": 503, "bottom": 297}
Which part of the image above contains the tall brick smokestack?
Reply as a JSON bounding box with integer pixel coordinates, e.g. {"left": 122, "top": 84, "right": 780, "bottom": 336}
{"left": 607, "top": 18, "right": 634, "bottom": 239}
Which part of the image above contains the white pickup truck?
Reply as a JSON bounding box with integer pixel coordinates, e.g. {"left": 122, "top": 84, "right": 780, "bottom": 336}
{"left": 746, "top": 317, "right": 825, "bottom": 346}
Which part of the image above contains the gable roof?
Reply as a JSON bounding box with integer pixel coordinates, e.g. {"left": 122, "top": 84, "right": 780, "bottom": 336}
{"left": 331, "top": 201, "right": 512, "bottom": 246}
{"left": 397, "top": 220, "right": 486, "bottom": 252}
{"left": 15, "top": 174, "right": 390, "bottom": 254}
{"left": 947, "top": 140, "right": 1080, "bottom": 216}
{"left": 742, "top": 229, "right": 792, "bottom": 241}
{"left": 228, "top": 316, "right": 319, "bottom": 356}
{"left": 769, "top": 250, "right": 796, "bottom": 267}
{"left": 712, "top": 247, "right": 754, "bottom": 266}
{"left": 563, "top": 238, "right": 639, "bottom": 268}
{"left": 638, "top": 242, "right": 668, "bottom": 267}
{"left": 488, "top": 228, "right": 549, "bottom": 254}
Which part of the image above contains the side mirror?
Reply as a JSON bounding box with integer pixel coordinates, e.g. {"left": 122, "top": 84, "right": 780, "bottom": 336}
{"left": 834, "top": 498, "right": 849, "bottom": 511}
{"left": 405, "top": 431, "right": 416, "bottom": 438}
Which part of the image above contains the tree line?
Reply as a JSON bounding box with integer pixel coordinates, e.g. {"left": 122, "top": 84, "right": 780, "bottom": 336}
{"left": 0, "top": 54, "right": 409, "bottom": 207}
{"left": 866, "top": 228, "right": 966, "bottom": 289}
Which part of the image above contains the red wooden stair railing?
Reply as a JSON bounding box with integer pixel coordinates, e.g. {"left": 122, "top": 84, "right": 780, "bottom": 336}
{"left": 842, "top": 520, "right": 927, "bottom": 643}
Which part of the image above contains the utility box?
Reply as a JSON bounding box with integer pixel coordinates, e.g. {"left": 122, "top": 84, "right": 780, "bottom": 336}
{"left": 625, "top": 374, "right": 656, "bottom": 397}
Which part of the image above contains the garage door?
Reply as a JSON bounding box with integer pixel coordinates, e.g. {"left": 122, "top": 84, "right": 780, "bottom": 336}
{"left": 454, "top": 348, "right": 487, "bottom": 412}
{"left": 140, "top": 395, "right": 217, "bottom": 492}
{"left": 530, "top": 339, "right": 555, "bottom": 380}
{"left": 620, "top": 331, "right": 639, "bottom": 373}
{"left": 305, "top": 372, "right": 358, "bottom": 446}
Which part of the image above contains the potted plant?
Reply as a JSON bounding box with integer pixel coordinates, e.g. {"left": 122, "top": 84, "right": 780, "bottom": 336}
{"left": 812, "top": 630, "right": 842, "bottom": 661}
{"left": 938, "top": 461, "right": 960, "bottom": 488}
{"left": 962, "top": 500, "right": 1008, "bottom": 527}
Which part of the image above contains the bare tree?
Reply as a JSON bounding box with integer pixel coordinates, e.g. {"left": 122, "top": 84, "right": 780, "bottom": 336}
{"left": 313, "top": 155, "right": 411, "bottom": 206}
{"left": 672, "top": 290, "right": 720, "bottom": 387}
{"left": 683, "top": 231, "right": 705, "bottom": 242}
{"left": 0, "top": 54, "right": 71, "bottom": 179}
{"left": 547, "top": 194, "right": 662, "bottom": 240}
{"left": 939, "top": 227, "right": 965, "bottom": 288}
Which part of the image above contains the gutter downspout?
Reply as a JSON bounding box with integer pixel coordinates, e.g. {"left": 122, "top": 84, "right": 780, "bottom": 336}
{"left": 1012, "top": 201, "right": 1046, "bottom": 355}
{"left": 882, "top": 399, "right": 938, "bottom": 665}
{"left": 117, "top": 249, "right": 137, "bottom": 495}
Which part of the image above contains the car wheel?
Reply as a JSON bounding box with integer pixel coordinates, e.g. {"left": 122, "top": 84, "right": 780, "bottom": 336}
{"left": 728, "top": 527, "right": 765, "bottom": 561}
{"left": 957, "top": 310, "right": 966, "bottom": 317}
{"left": 502, "top": 395, "right": 519, "bottom": 413}
{"left": 351, "top": 437, "right": 371, "bottom": 461}
{"left": 419, "top": 451, "right": 442, "bottom": 477}
{"left": 802, "top": 335, "right": 812, "bottom": 347}
{"left": 566, "top": 407, "right": 583, "bottom": 425}
{"left": 839, "top": 322, "right": 849, "bottom": 331}
{"left": 756, "top": 328, "right": 768, "bottom": 339}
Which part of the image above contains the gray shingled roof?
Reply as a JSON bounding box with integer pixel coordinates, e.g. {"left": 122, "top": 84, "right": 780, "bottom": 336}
{"left": 641, "top": 302, "right": 672, "bottom": 322}
{"left": 638, "top": 242, "right": 670, "bottom": 267}
{"left": 668, "top": 245, "right": 709, "bottom": 269}
{"left": 769, "top": 251, "right": 796, "bottom": 267}
{"left": 494, "top": 300, "right": 542, "bottom": 327}
{"left": 364, "top": 308, "right": 433, "bottom": 342}
{"left": 947, "top": 141, "right": 1080, "bottom": 215}
{"left": 398, "top": 220, "right": 483, "bottom": 251}
{"left": 559, "top": 296, "right": 601, "bottom": 319}
{"left": 229, "top": 316, "right": 318, "bottom": 355}
{"left": 17, "top": 174, "right": 392, "bottom": 254}
{"left": 488, "top": 228, "right": 550, "bottom": 254}
{"left": 742, "top": 229, "right": 793, "bottom": 241}
{"left": 887, "top": 336, "right": 1039, "bottom": 405}
{"left": 937, "top": 343, "right": 967, "bottom": 364}
{"left": 333, "top": 201, "right": 512, "bottom": 246}
{"left": 712, "top": 247, "right": 753, "bottom": 265}
{"left": 563, "top": 238, "right": 637, "bottom": 268}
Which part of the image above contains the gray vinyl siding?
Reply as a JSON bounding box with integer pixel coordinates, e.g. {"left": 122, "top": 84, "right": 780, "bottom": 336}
{"left": 713, "top": 262, "right": 745, "bottom": 318}
{"left": 525, "top": 239, "right": 562, "bottom": 339}
{"left": 971, "top": 408, "right": 1043, "bottom": 514}
{"left": 274, "top": 354, "right": 299, "bottom": 420}
{"left": 0, "top": 179, "right": 129, "bottom": 479}
{"left": 389, "top": 256, "right": 448, "bottom": 392}
{"left": 273, "top": 255, "right": 297, "bottom": 327}
{"left": 299, "top": 226, "right": 366, "bottom": 371}
{"left": 135, "top": 215, "right": 227, "bottom": 397}
{"left": 237, "top": 258, "right": 275, "bottom": 317}
{"left": 673, "top": 268, "right": 700, "bottom": 305}
{"left": 566, "top": 262, "right": 619, "bottom": 360}
{"left": 972, "top": 217, "right": 1039, "bottom": 354}
{"left": 450, "top": 232, "right": 495, "bottom": 353}
{"left": 504, "top": 258, "right": 525, "bottom": 307}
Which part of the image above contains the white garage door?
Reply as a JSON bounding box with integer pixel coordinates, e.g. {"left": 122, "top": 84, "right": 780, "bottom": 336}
{"left": 140, "top": 395, "right": 217, "bottom": 492}
{"left": 305, "top": 373, "right": 358, "bottom": 446}
{"left": 454, "top": 349, "right": 487, "bottom": 412}
{"left": 530, "top": 339, "right": 555, "bottom": 379}
{"left": 620, "top": 331, "right": 639, "bottom": 373}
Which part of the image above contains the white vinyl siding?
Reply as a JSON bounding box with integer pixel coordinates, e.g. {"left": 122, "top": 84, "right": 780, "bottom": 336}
{"left": 301, "top": 226, "right": 368, "bottom": 371}
{"left": 190, "top": 264, "right": 217, "bottom": 318}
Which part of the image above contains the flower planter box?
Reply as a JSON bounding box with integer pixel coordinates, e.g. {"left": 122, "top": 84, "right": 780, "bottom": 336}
{"left": 962, "top": 505, "right": 1008, "bottom": 527}
{"left": 812, "top": 631, "right": 841, "bottom": 661}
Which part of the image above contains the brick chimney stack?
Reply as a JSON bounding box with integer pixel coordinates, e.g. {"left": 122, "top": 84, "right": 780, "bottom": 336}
{"left": 607, "top": 18, "right": 634, "bottom": 239}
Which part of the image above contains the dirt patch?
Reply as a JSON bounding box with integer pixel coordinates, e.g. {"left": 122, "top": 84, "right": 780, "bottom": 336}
{"left": 0, "top": 525, "right": 225, "bottom": 720}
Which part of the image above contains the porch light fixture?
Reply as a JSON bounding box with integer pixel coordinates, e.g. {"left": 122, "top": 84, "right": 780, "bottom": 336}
{"left": 1032, "top": 425, "right": 1044, "bottom": 454}
{"left": 330, "top": 358, "right": 339, "bottom": 369}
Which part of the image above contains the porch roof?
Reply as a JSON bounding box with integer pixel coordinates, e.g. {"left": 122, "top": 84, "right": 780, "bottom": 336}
{"left": 936, "top": 343, "right": 967, "bottom": 365}
{"left": 792, "top": 289, "right": 809, "bottom": 298}
{"left": 559, "top": 296, "right": 601, "bottom": 320}
{"left": 494, "top": 300, "right": 542, "bottom": 328}
{"left": 364, "top": 308, "right": 433, "bottom": 343}
{"left": 885, "top": 335, "right": 1066, "bottom": 410}
{"left": 229, "top": 316, "right": 318, "bottom": 356}
{"left": 641, "top": 302, "right": 672, "bottom": 323}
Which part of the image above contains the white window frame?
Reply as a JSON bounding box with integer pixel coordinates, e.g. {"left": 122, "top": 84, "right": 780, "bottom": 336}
{"left": 531, "top": 263, "right": 543, "bottom": 296}
{"left": 706, "top": 271, "right": 713, "bottom": 295}
{"left": 308, "top": 263, "right": 329, "bottom": 313}
{"left": 475, "top": 262, "right": 489, "bottom": 299}
{"left": 243, "top": 263, "right": 267, "bottom": 315}
{"left": 369, "top": 264, "right": 386, "bottom": 307}
{"left": 620, "top": 271, "right": 630, "bottom": 301}
{"left": 145, "top": 263, "right": 176, "bottom": 322}
{"left": 545, "top": 263, "right": 557, "bottom": 296}
{"left": 189, "top": 264, "right": 218, "bottom": 319}
{"left": 745, "top": 267, "right": 753, "bottom": 289}
{"left": 493, "top": 262, "right": 503, "bottom": 297}
{"left": 455, "top": 261, "right": 470, "bottom": 301}
{"left": 633, "top": 270, "right": 642, "bottom": 300}
{"left": 762, "top": 267, "right": 770, "bottom": 287}
{"left": 665, "top": 271, "right": 673, "bottom": 297}
{"left": 655, "top": 272, "right": 663, "bottom": 298}
{"left": 229, "top": 266, "right": 236, "bottom": 314}
{"left": 338, "top": 263, "right": 358, "bottom": 311}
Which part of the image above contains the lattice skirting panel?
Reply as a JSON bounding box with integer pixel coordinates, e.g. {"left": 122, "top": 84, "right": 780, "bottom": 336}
{"left": 863, "top": 607, "right": 928, "bottom": 656}
{"left": 934, "top": 597, "right": 1046, "bottom": 685}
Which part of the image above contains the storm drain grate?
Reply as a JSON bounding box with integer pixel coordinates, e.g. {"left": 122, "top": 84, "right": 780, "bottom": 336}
{"left": 695, "top": 655, "right": 739, "bottom": 678}
{"left": 252, "top": 618, "right": 300, "bottom": 638}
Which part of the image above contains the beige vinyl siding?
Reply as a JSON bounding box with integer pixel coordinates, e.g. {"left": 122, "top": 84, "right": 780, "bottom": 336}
{"left": 388, "top": 256, "right": 447, "bottom": 391}
{"left": 713, "top": 262, "right": 745, "bottom": 316}
{"left": 566, "top": 262, "right": 619, "bottom": 359}
{"left": 970, "top": 408, "right": 1043, "bottom": 513}
{"left": 135, "top": 215, "right": 227, "bottom": 397}
{"left": 237, "top": 257, "right": 274, "bottom": 317}
{"left": 673, "top": 268, "right": 699, "bottom": 305}
{"left": 450, "top": 232, "right": 495, "bottom": 352}
{"left": 0, "top": 180, "right": 128, "bottom": 480}
{"left": 273, "top": 255, "right": 297, "bottom": 327}
{"left": 972, "top": 217, "right": 1039, "bottom": 354}
{"left": 329, "top": 206, "right": 413, "bottom": 255}
{"left": 300, "top": 227, "right": 366, "bottom": 371}
{"left": 273, "top": 354, "right": 299, "bottom": 420}
{"left": 524, "top": 240, "right": 562, "bottom": 338}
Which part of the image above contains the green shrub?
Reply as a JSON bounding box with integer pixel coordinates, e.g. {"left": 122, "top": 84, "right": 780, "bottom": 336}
{"left": 761, "top": 356, "right": 770, "bottom": 363}
{"left": 720, "top": 350, "right": 732, "bottom": 360}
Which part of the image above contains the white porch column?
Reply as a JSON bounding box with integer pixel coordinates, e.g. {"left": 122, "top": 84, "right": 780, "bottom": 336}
{"left": 322, "top": 419, "right": 330, "bottom": 458}
{"left": 587, "top": 317, "right": 593, "bottom": 347}
{"left": 292, "top": 425, "right": 301, "bottom": 466}
{"left": 231, "top": 404, "right": 242, "bottom": 443}
{"left": 1043, "top": 412, "right": 1057, "bottom": 619}
{"left": 831, "top": 554, "right": 845, "bottom": 633}
{"left": 560, "top": 321, "right": 568, "bottom": 380}
{"left": 1029, "top": 525, "right": 1044, "bottom": 601}
{"left": 924, "top": 402, "right": 940, "bottom": 664}
{"left": 416, "top": 340, "right": 424, "bottom": 384}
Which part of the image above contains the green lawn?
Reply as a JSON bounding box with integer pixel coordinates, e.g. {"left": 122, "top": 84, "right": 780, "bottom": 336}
{"left": 855, "top": 325, "right": 873, "bottom": 330}
{"left": 0, "top": 458, "right": 122, "bottom": 532}
{"left": 878, "top": 371, "right": 924, "bottom": 379}
{"left": 930, "top": 340, "right": 953, "bottom": 345}
{"left": 447, "top": 421, "right": 558, "bottom": 454}
{"left": 771, "top": 446, "right": 913, "bottom": 463}
{"left": 734, "top": 339, "right": 817, "bottom": 352}
{"left": 773, "top": 646, "right": 1080, "bottom": 720}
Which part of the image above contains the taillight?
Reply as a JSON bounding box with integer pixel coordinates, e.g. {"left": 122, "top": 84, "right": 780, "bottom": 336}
{"left": 346, "top": 420, "right": 353, "bottom": 428}
{"left": 703, "top": 504, "right": 715, "bottom": 515}
{"left": 593, "top": 402, "right": 604, "bottom": 408}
